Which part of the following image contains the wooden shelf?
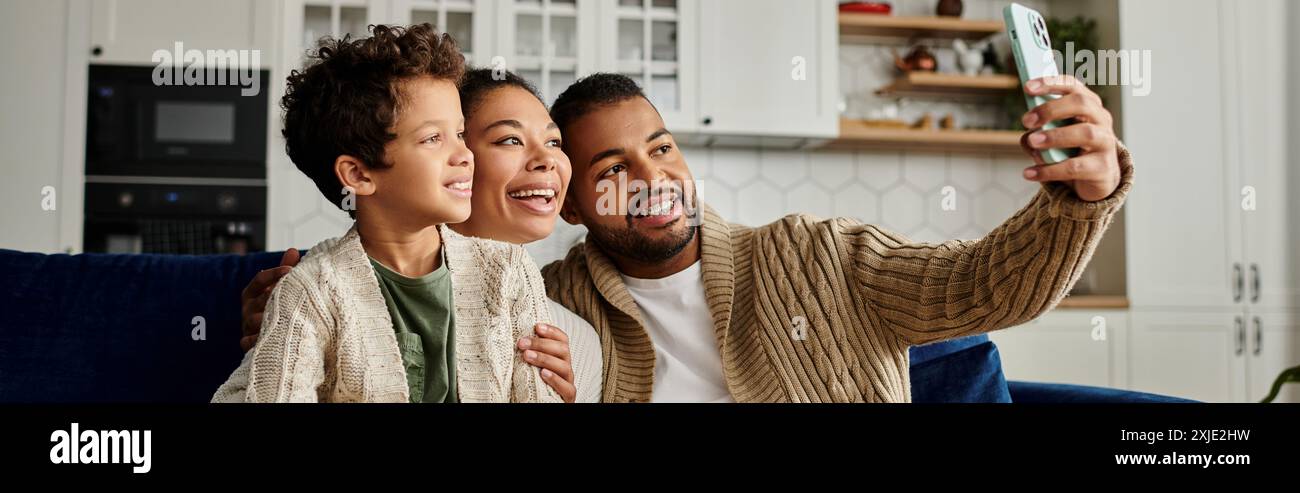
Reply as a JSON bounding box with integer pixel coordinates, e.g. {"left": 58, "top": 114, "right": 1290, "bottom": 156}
{"left": 1056, "top": 295, "right": 1130, "bottom": 309}
{"left": 840, "top": 13, "right": 1004, "bottom": 41}
{"left": 826, "top": 118, "right": 1022, "bottom": 154}
{"left": 877, "top": 72, "right": 1020, "bottom": 100}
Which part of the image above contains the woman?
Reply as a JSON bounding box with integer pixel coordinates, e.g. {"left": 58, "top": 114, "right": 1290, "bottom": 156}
{"left": 449, "top": 68, "right": 603, "bottom": 403}
{"left": 233, "top": 67, "right": 604, "bottom": 403}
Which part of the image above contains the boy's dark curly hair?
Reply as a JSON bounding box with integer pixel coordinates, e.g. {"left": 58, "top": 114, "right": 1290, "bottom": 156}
{"left": 459, "top": 68, "right": 543, "bottom": 120}
{"left": 281, "top": 23, "right": 466, "bottom": 216}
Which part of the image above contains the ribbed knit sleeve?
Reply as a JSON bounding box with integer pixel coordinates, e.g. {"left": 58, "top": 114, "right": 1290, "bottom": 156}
{"left": 840, "top": 146, "right": 1135, "bottom": 346}
{"left": 549, "top": 301, "right": 604, "bottom": 403}
{"left": 505, "top": 246, "right": 564, "bottom": 403}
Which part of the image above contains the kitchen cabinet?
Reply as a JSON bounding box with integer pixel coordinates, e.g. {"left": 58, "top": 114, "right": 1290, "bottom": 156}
{"left": 394, "top": 0, "right": 494, "bottom": 65}
{"left": 989, "top": 310, "right": 1128, "bottom": 389}
{"left": 1233, "top": 0, "right": 1300, "bottom": 311}
{"left": 595, "top": 0, "right": 697, "bottom": 131}
{"left": 1128, "top": 309, "right": 1297, "bottom": 403}
{"left": 278, "top": 0, "right": 837, "bottom": 137}
{"left": 90, "top": 0, "right": 277, "bottom": 66}
{"left": 1124, "top": 0, "right": 1298, "bottom": 310}
{"left": 1120, "top": 0, "right": 1299, "bottom": 402}
{"left": 294, "top": 0, "right": 495, "bottom": 61}
{"left": 298, "top": 0, "right": 391, "bottom": 47}
{"left": 1121, "top": 0, "right": 1236, "bottom": 309}
{"left": 499, "top": 0, "right": 597, "bottom": 105}
{"left": 1128, "top": 311, "right": 1246, "bottom": 402}
{"left": 598, "top": 0, "right": 838, "bottom": 140}
{"left": 695, "top": 0, "right": 838, "bottom": 140}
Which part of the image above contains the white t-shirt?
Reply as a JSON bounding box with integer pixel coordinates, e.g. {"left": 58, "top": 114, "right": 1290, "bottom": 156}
{"left": 621, "top": 261, "right": 735, "bottom": 403}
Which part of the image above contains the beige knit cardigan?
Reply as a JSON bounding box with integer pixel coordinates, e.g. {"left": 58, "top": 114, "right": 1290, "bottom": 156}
{"left": 542, "top": 147, "right": 1135, "bottom": 403}
{"left": 213, "top": 225, "right": 563, "bottom": 403}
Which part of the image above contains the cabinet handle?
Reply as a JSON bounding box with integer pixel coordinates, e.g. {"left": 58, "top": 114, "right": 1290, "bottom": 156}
{"left": 1234, "top": 316, "right": 1245, "bottom": 356}
{"left": 1253, "top": 316, "right": 1262, "bottom": 356}
{"left": 1250, "top": 263, "right": 1260, "bottom": 303}
{"left": 1232, "top": 263, "right": 1243, "bottom": 302}
{"left": 702, "top": 117, "right": 713, "bottom": 126}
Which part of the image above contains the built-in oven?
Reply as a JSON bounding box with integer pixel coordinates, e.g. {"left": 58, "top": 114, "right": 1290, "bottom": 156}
{"left": 83, "top": 64, "right": 270, "bottom": 254}
{"left": 84, "top": 180, "right": 266, "bottom": 255}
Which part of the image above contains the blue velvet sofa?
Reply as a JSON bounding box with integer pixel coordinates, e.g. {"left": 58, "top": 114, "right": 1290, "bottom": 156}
{"left": 0, "top": 248, "right": 1193, "bottom": 403}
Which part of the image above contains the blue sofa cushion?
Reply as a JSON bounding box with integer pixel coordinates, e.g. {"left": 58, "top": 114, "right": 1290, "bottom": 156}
{"left": 1008, "top": 381, "right": 1197, "bottom": 403}
{"left": 910, "top": 333, "right": 992, "bottom": 365}
{"left": 909, "top": 337, "right": 1012, "bottom": 403}
{"left": 0, "top": 249, "right": 285, "bottom": 402}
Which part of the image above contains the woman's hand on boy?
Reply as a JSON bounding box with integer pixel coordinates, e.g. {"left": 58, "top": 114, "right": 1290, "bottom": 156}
{"left": 239, "top": 249, "right": 300, "bottom": 352}
{"left": 518, "top": 324, "right": 577, "bottom": 403}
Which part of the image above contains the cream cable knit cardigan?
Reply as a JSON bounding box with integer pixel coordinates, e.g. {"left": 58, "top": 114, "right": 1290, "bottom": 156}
{"left": 213, "top": 225, "right": 576, "bottom": 403}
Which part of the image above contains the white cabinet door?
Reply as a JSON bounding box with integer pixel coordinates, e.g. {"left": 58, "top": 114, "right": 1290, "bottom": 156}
{"left": 1120, "top": 0, "right": 1240, "bottom": 309}
{"left": 393, "top": 0, "right": 495, "bottom": 66}
{"left": 1128, "top": 310, "right": 1246, "bottom": 402}
{"left": 989, "top": 310, "right": 1127, "bottom": 388}
{"left": 495, "top": 0, "right": 597, "bottom": 104}
{"left": 1246, "top": 309, "right": 1300, "bottom": 403}
{"left": 296, "top": 0, "right": 393, "bottom": 48}
{"left": 695, "top": 0, "right": 837, "bottom": 140}
{"left": 90, "top": 0, "right": 276, "bottom": 66}
{"left": 596, "top": 0, "right": 698, "bottom": 132}
{"left": 1232, "top": 0, "right": 1300, "bottom": 310}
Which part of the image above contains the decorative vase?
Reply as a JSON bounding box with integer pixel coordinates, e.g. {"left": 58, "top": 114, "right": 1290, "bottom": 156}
{"left": 936, "top": 0, "right": 964, "bottom": 17}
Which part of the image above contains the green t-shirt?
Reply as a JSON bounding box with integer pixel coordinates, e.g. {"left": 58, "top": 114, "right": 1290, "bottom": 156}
{"left": 369, "top": 255, "right": 457, "bottom": 403}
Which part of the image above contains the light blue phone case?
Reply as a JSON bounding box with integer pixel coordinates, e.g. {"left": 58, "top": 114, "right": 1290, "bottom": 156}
{"left": 1004, "top": 3, "right": 1074, "bottom": 164}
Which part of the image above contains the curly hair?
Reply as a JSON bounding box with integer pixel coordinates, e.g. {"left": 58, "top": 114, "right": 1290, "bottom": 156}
{"left": 459, "top": 68, "right": 543, "bottom": 120}
{"left": 281, "top": 23, "right": 466, "bottom": 216}
{"left": 549, "top": 73, "right": 650, "bottom": 135}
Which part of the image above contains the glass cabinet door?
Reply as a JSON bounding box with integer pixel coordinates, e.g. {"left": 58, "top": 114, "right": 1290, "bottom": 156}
{"left": 599, "top": 0, "right": 695, "bottom": 130}
{"left": 498, "top": 0, "right": 593, "bottom": 105}
{"left": 395, "top": 0, "right": 492, "bottom": 64}
{"left": 301, "top": 0, "right": 391, "bottom": 50}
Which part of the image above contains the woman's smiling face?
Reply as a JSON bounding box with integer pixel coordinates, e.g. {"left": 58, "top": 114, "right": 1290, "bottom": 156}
{"left": 454, "top": 85, "right": 571, "bottom": 244}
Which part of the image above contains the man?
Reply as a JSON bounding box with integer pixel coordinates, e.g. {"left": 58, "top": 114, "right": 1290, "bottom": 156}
{"left": 538, "top": 73, "right": 1129, "bottom": 403}
{"left": 242, "top": 73, "right": 1130, "bottom": 403}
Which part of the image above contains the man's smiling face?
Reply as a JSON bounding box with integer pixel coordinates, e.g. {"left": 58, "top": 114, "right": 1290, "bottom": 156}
{"left": 559, "top": 96, "right": 700, "bottom": 264}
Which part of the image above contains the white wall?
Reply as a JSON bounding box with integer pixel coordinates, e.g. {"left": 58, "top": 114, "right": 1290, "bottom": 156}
{"left": 0, "top": 0, "right": 84, "bottom": 253}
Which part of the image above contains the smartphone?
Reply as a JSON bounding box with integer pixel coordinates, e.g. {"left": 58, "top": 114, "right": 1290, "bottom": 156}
{"left": 1004, "top": 2, "right": 1074, "bottom": 164}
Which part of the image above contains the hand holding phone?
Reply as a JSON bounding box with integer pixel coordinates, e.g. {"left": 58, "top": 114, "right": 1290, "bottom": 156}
{"left": 1001, "top": 3, "right": 1123, "bottom": 202}
{"left": 1004, "top": 3, "right": 1075, "bottom": 163}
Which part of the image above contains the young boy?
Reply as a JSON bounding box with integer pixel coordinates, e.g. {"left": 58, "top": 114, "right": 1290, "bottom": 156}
{"left": 213, "top": 24, "right": 559, "bottom": 403}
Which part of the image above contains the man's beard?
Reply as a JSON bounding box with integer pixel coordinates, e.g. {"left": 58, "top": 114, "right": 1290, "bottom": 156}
{"left": 586, "top": 220, "right": 698, "bottom": 264}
